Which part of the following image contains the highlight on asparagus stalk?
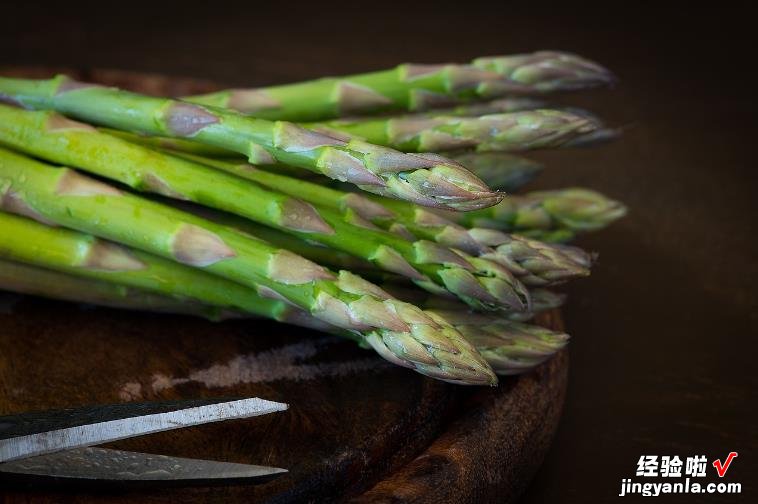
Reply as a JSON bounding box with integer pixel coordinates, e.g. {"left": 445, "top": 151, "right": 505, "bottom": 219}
{"left": 0, "top": 77, "right": 499, "bottom": 211}
{"left": 0, "top": 257, "right": 564, "bottom": 376}
{"left": 0, "top": 210, "right": 496, "bottom": 385}
{"left": 186, "top": 51, "right": 613, "bottom": 121}
{"left": 309, "top": 109, "right": 600, "bottom": 153}
{"left": 440, "top": 188, "right": 628, "bottom": 242}
{"left": 0, "top": 108, "right": 530, "bottom": 312}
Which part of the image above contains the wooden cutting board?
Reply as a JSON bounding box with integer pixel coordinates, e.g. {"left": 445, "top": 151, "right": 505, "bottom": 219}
{"left": 0, "top": 68, "right": 568, "bottom": 504}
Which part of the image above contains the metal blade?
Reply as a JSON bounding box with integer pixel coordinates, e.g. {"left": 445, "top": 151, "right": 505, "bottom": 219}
{"left": 0, "top": 397, "right": 287, "bottom": 463}
{"left": 0, "top": 447, "right": 286, "bottom": 486}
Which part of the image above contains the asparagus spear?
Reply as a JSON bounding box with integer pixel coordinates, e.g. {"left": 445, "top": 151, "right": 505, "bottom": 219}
{"left": 442, "top": 188, "right": 628, "bottom": 241}
{"left": 422, "top": 97, "right": 548, "bottom": 117}
{"left": 425, "top": 310, "right": 569, "bottom": 375}
{"left": 102, "top": 129, "right": 238, "bottom": 157}
{"left": 169, "top": 150, "right": 485, "bottom": 255}
{"left": 378, "top": 282, "right": 566, "bottom": 323}
{"left": 410, "top": 103, "right": 621, "bottom": 149}
{"left": 0, "top": 151, "right": 496, "bottom": 385}
{"left": 0, "top": 212, "right": 496, "bottom": 385}
{"left": 469, "top": 229, "right": 593, "bottom": 286}
{"left": 471, "top": 51, "right": 614, "bottom": 91}
{"left": 186, "top": 51, "right": 612, "bottom": 121}
{"left": 0, "top": 77, "right": 498, "bottom": 211}
{"left": 167, "top": 152, "right": 589, "bottom": 287}
{"left": 0, "top": 258, "right": 241, "bottom": 320}
{"left": 0, "top": 212, "right": 293, "bottom": 321}
{"left": 103, "top": 129, "right": 543, "bottom": 192}
{"left": 224, "top": 216, "right": 589, "bottom": 290}
{"left": 0, "top": 257, "right": 563, "bottom": 376}
{"left": 0, "top": 107, "right": 528, "bottom": 311}
{"left": 310, "top": 109, "right": 599, "bottom": 153}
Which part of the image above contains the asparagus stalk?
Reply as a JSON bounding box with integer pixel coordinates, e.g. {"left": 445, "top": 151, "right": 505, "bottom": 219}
{"left": 309, "top": 109, "right": 599, "bottom": 153}
{"left": 379, "top": 282, "right": 566, "bottom": 323}
{"left": 471, "top": 51, "right": 614, "bottom": 92}
{"left": 0, "top": 258, "right": 242, "bottom": 320}
{"left": 441, "top": 188, "right": 628, "bottom": 242}
{"left": 0, "top": 107, "right": 529, "bottom": 311}
{"left": 0, "top": 77, "right": 498, "bottom": 211}
{"left": 225, "top": 216, "right": 589, "bottom": 290}
{"left": 0, "top": 151, "right": 496, "bottom": 385}
{"left": 97, "top": 125, "right": 549, "bottom": 193}
{"left": 0, "top": 212, "right": 294, "bottom": 320}
{"left": 102, "top": 128, "right": 324, "bottom": 180}
{"left": 422, "top": 97, "right": 549, "bottom": 117}
{"left": 0, "top": 257, "right": 563, "bottom": 376}
{"left": 189, "top": 212, "right": 377, "bottom": 274}
{"left": 170, "top": 150, "right": 485, "bottom": 255}
{"left": 0, "top": 213, "right": 496, "bottom": 385}
{"left": 191, "top": 206, "right": 571, "bottom": 322}
{"left": 450, "top": 152, "right": 543, "bottom": 192}
{"left": 425, "top": 310, "right": 569, "bottom": 375}
{"left": 469, "top": 229, "right": 593, "bottom": 286}
{"left": 102, "top": 129, "right": 238, "bottom": 157}
{"left": 186, "top": 51, "right": 612, "bottom": 121}
{"left": 103, "top": 129, "right": 543, "bottom": 192}
{"left": 168, "top": 153, "right": 589, "bottom": 287}
{"left": 415, "top": 103, "right": 621, "bottom": 149}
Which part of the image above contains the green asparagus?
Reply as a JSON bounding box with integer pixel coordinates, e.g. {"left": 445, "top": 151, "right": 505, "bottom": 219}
{"left": 186, "top": 51, "right": 612, "bottom": 121}
{"left": 0, "top": 150, "right": 496, "bottom": 385}
{"left": 470, "top": 229, "right": 593, "bottom": 286}
{"left": 165, "top": 152, "right": 589, "bottom": 287}
{"left": 426, "top": 310, "right": 569, "bottom": 375}
{"left": 309, "top": 109, "right": 599, "bottom": 153}
{"left": 0, "top": 76, "right": 499, "bottom": 210}
{"left": 103, "top": 129, "right": 544, "bottom": 191}
{"left": 420, "top": 103, "right": 621, "bottom": 149}
{"left": 0, "top": 258, "right": 238, "bottom": 320}
{"left": 0, "top": 212, "right": 293, "bottom": 320}
{"left": 0, "top": 257, "right": 564, "bottom": 376}
{"left": 421, "top": 97, "right": 548, "bottom": 117}
{"left": 442, "top": 188, "right": 628, "bottom": 241}
{"left": 379, "top": 282, "right": 566, "bottom": 323}
{"left": 0, "top": 106, "right": 529, "bottom": 311}
{"left": 224, "top": 216, "right": 589, "bottom": 290}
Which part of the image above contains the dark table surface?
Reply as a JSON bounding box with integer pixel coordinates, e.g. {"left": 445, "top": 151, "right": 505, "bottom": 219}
{"left": 2, "top": 2, "right": 756, "bottom": 502}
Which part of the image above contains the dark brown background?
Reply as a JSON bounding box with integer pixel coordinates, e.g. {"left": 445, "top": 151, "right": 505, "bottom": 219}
{"left": 1, "top": 1, "right": 756, "bottom": 502}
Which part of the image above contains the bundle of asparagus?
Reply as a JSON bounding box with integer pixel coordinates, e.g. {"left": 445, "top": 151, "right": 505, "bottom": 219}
{"left": 0, "top": 50, "right": 625, "bottom": 385}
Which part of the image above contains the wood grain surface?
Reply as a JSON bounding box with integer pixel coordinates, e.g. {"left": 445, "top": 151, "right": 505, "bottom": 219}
{"left": 0, "top": 69, "right": 568, "bottom": 503}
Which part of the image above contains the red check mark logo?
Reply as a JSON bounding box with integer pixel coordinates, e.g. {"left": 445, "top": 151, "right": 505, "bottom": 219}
{"left": 712, "top": 452, "right": 738, "bottom": 477}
